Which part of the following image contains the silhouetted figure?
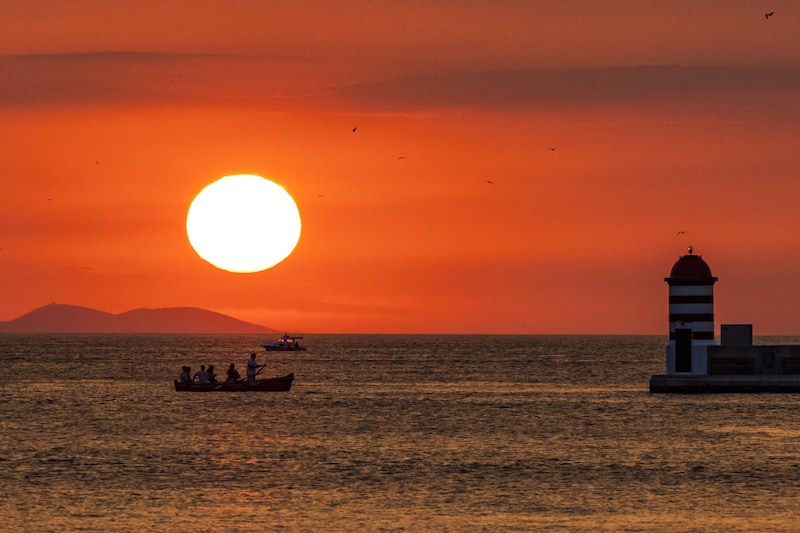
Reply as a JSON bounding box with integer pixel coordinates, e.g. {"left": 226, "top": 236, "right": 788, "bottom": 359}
{"left": 246, "top": 353, "right": 265, "bottom": 384}
{"left": 207, "top": 365, "right": 217, "bottom": 383}
{"left": 226, "top": 363, "right": 241, "bottom": 383}
{"left": 193, "top": 365, "right": 210, "bottom": 384}
{"left": 179, "top": 366, "right": 191, "bottom": 383}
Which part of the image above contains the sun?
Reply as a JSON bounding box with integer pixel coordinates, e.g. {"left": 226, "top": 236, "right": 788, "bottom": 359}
{"left": 186, "top": 174, "right": 301, "bottom": 273}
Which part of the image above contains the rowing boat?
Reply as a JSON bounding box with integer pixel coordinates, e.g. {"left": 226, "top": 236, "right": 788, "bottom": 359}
{"left": 174, "top": 373, "right": 294, "bottom": 392}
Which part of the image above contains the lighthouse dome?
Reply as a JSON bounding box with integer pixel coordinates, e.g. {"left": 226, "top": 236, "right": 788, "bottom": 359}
{"left": 668, "top": 247, "right": 713, "bottom": 279}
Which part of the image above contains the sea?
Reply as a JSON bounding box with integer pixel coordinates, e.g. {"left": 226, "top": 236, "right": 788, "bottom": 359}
{"left": 2, "top": 334, "right": 800, "bottom": 532}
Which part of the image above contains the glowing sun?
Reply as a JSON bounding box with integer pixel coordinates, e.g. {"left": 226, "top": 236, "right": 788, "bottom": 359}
{"left": 186, "top": 174, "right": 301, "bottom": 273}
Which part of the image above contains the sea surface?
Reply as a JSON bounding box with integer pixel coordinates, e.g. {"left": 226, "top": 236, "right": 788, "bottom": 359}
{"left": 2, "top": 334, "right": 800, "bottom": 532}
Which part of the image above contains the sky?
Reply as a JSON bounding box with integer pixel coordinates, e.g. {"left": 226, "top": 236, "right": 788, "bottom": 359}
{"left": 1, "top": 1, "right": 799, "bottom": 334}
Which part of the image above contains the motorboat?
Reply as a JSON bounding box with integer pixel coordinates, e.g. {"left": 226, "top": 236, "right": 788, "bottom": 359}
{"left": 263, "top": 333, "right": 306, "bottom": 352}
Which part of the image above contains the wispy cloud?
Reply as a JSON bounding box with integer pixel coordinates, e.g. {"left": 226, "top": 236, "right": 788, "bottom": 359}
{"left": 2, "top": 54, "right": 798, "bottom": 116}
{"left": 0, "top": 51, "right": 316, "bottom": 107}
{"left": 331, "top": 65, "right": 800, "bottom": 112}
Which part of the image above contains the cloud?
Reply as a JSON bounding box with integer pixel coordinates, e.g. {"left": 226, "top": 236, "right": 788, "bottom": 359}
{"left": 0, "top": 51, "right": 311, "bottom": 107}
{"left": 2, "top": 53, "right": 798, "bottom": 116}
{"left": 330, "top": 65, "right": 800, "bottom": 112}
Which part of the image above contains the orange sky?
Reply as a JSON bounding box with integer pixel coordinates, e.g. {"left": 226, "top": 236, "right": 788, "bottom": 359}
{"left": 1, "top": 2, "right": 800, "bottom": 334}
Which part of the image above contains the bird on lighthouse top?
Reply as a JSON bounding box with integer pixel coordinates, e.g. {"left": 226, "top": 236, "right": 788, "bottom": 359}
{"left": 666, "top": 246, "right": 716, "bottom": 281}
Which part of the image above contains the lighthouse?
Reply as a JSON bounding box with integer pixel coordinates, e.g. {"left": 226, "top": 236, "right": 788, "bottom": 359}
{"left": 652, "top": 249, "right": 800, "bottom": 392}
{"left": 664, "top": 246, "right": 717, "bottom": 374}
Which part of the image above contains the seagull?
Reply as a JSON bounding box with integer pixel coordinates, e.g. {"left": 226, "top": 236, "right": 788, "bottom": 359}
{"left": 352, "top": 126, "right": 357, "bottom": 133}
{"left": 550, "top": 147, "right": 556, "bottom": 152}
{"left": 765, "top": 11, "right": 774, "bottom": 19}
{"left": 485, "top": 180, "right": 494, "bottom": 185}
{"left": 676, "top": 231, "right": 688, "bottom": 236}
{"left": 397, "top": 156, "right": 405, "bottom": 160}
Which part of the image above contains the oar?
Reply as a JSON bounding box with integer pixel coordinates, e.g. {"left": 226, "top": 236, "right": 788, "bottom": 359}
{"left": 235, "top": 364, "right": 267, "bottom": 384}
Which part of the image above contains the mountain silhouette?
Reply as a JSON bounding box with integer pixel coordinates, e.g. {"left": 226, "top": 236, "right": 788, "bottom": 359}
{"left": 0, "top": 303, "right": 278, "bottom": 334}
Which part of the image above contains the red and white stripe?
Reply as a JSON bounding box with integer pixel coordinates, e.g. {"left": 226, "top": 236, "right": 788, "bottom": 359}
{"left": 667, "top": 283, "right": 715, "bottom": 340}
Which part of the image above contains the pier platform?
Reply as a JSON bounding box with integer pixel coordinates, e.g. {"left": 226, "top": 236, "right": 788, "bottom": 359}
{"left": 650, "top": 374, "right": 800, "bottom": 394}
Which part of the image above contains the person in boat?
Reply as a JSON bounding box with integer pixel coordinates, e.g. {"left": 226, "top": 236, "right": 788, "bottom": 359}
{"left": 193, "top": 365, "right": 210, "bottom": 384}
{"left": 207, "top": 365, "right": 217, "bottom": 383}
{"left": 179, "top": 366, "right": 191, "bottom": 383}
{"left": 246, "top": 353, "right": 265, "bottom": 384}
{"left": 226, "top": 363, "right": 240, "bottom": 383}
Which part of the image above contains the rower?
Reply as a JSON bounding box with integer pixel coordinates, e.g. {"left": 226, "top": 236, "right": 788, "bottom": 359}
{"left": 226, "top": 363, "right": 240, "bottom": 383}
{"left": 246, "top": 353, "right": 265, "bottom": 384}
{"left": 193, "top": 365, "right": 210, "bottom": 384}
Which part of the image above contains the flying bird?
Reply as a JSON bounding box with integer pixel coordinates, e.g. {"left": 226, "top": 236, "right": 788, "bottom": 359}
{"left": 397, "top": 156, "right": 405, "bottom": 160}
{"left": 352, "top": 126, "right": 357, "bottom": 133}
{"left": 485, "top": 180, "right": 494, "bottom": 185}
{"left": 676, "top": 231, "right": 689, "bottom": 236}
{"left": 765, "top": 11, "right": 774, "bottom": 19}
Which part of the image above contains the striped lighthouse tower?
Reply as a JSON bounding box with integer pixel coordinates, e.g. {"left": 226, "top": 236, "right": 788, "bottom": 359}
{"left": 664, "top": 247, "right": 718, "bottom": 375}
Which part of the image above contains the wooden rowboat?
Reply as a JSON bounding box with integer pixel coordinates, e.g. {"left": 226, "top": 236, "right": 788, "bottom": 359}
{"left": 174, "top": 373, "right": 294, "bottom": 392}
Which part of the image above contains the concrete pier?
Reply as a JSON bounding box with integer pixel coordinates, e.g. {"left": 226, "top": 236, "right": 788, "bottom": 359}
{"left": 650, "top": 374, "right": 800, "bottom": 393}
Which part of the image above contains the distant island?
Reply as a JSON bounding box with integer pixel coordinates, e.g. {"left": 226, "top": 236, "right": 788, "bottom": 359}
{"left": 0, "top": 303, "right": 279, "bottom": 334}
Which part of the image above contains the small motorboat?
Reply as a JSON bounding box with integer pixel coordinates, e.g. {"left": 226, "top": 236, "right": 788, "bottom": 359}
{"left": 174, "top": 373, "right": 294, "bottom": 392}
{"left": 263, "top": 333, "right": 306, "bottom": 352}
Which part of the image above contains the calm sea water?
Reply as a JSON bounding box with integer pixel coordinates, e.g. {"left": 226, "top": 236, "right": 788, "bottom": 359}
{"left": 2, "top": 334, "right": 800, "bottom": 532}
